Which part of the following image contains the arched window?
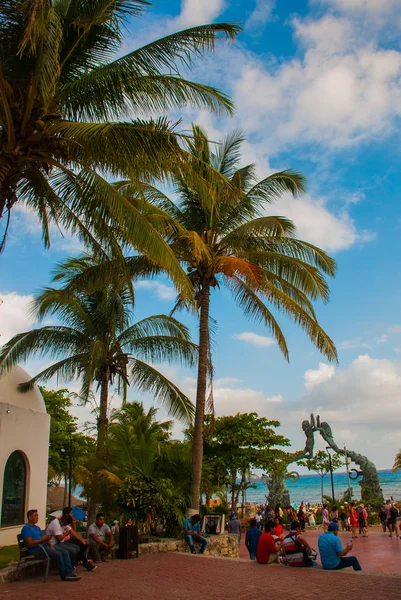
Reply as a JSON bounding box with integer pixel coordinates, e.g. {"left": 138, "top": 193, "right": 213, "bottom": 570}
{"left": 1, "top": 451, "right": 26, "bottom": 528}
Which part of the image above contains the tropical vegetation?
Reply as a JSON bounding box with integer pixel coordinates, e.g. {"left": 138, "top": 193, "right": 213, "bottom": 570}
{"left": 0, "top": 0, "right": 238, "bottom": 300}
{"left": 0, "top": 256, "right": 198, "bottom": 461}
{"left": 125, "top": 127, "right": 338, "bottom": 509}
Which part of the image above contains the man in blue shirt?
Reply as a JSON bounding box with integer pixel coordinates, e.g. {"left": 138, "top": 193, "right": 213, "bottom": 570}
{"left": 21, "top": 509, "right": 80, "bottom": 581}
{"left": 183, "top": 514, "right": 207, "bottom": 554}
{"left": 245, "top": 518, "right": 262, "bottom": 560}
{"left": 318, "top": 522, "right": 362, "bottom": 571}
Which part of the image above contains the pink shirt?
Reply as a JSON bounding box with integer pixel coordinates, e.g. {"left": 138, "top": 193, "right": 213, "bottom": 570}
{"left": 322, "top": 509, "right": 329, "bottom": 523}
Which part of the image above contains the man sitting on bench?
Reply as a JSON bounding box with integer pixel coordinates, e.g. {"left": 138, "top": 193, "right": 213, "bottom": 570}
{"left": 21, "top": 509, "right": 80, "bottom": 582}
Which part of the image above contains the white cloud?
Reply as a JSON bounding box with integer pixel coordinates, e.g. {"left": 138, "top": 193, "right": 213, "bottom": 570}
{"left": 304, "top": 363, "right": 336, "bottom": 390}
{"left": 377, "top": 334, "right": 388, "bottom": 343}
{"left": 231, "top": 15, "right": 401, "bottom": 151}
{"left": 233, "top": 331, "right": 276, "bottom": 347}
{"left": 245, "top": 0, "right": 275, "bottom": 32}
{"left": 271, "top": 192, "right": 373, "bottom": 252}
{"left": 388, "top": 325, "right": 401, "bottom": 334}
{"left": 171, "top": 0, "right": 226, "bottom": 29}
{"left": 135, "top": 280, "right": 176, "bottom": 300}
{"left": 265, "top": 394, "right": 284, "bottom": 403}
{"left": 0, "top": 292, "right": 36, "bottom": 345}
{"left": 316, "top": 0, "right": 399, "bottom": 13}
{"left": 337, "top": 339, "right": 371, "bottom": 351}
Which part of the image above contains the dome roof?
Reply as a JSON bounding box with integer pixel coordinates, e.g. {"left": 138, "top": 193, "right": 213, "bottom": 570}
{"left": 0, "top": 366, "right": 47, "bottom": 413}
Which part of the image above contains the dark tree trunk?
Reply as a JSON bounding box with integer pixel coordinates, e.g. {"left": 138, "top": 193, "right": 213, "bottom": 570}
{"left": 96, "top": 376, "right": 109, "bottom": 461}
{"left": 190, "top": 284, "right": 210, "bottom": 511}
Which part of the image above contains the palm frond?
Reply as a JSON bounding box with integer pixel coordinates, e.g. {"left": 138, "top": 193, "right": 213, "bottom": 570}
{"left": 128, "top": 335, "right": 198, "bottom": 368}
{"left": 130, "top": 358, "right": 194, "bottom": 423}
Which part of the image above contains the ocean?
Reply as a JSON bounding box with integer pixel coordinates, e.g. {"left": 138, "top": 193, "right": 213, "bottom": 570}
{"left": 75, "top": 470, "right": 401, "bottom": 507}
{"left": 245, "top": 470, "right": 401, "bottom": 505}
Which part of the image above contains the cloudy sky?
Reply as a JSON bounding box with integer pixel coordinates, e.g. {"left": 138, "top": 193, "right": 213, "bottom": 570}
{"left": 2, "top": 0, "right": 401, "bottom": 471}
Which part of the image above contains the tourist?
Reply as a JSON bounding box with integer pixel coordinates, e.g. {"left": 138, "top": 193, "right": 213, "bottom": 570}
{"left": 322, "top": 504, "right": 329, "bottom": 532}
{"left": 183, "top": 514, "right": 207, "bottom": 554}
{"left": 307, "top": 508, "right": 316, "bottom": 527}
{"left": 287, "top": 506, "right": 297, "bottom": 530}
{"left": 126, "top": 518, "right": 133, "bottom": 526}
{"left": 359, "top": 504, "right": 368, "bottom": 537}
{"left": 318, "top": 522, "right": 362, "bottom": 571}
{"left": 21, "top": 509, "right": 81, "bottom": 581}
{"left": 265, "top": 505, "right": 274, "bottom": 522}
{"left": 350, "top": 502, "right": 359, "bottom": 538}
{"left": 339, "top": 506, "right": 346, "bottom": 532}
{"left": 330, "top": 505, "right": 338, "bottom": 523}
{"left": 245, "top": 518, "right": 262, "bottom": 560}
{"left": 47, "top": 514, "right": 97, "bottom": 572}
{"left": 274, "top": 517, "right": 284, "bottom": 539}
{"left": 379, "top": 505, "right": 387, "bottom": 533}
{"left": 227, "top": 513, "right": 241, "bottom": 546}
{"left": 385, "top": 499, "right": 399, "bottom": 538}
{"left": 297, "top": 503, "right": 306, "bottom": 531}
{"left": 282, "top": 520, "right": 316, "bottom": 567}
{"left": 256, "top": 521, "right": 282, "bottom": 564}
{"left": 111, "top": 520, "right": 120, "bottom": 534}
{"left": 255, "top": 510, "right": 263, "bottom": 530}
{"left": 275, "top": 505, "right": 284, "bottom": 525}
{"left": 88, "top": 513, "right": 115, "bottom": 562}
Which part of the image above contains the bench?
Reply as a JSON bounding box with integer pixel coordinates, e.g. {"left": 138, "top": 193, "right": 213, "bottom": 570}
{"left": 15, "top": 534, "right": 51, "bottom": 583}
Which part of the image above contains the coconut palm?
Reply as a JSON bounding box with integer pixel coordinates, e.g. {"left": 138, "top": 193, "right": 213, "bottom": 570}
{"left": 136, "top": 127, "right": 338, "bottom": 509}
{"left": 0, "top": 259, "right": 198, "bottom": 459}
{"left": 0, "top": 1, "right": 239, "bottom": 296}
{"left": 393, "top": 451, "right": 401, "bottom": 472}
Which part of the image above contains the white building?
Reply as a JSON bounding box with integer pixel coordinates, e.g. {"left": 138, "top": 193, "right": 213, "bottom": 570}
{"left": 0, "top": 367, "right": 50, "bottom": 546}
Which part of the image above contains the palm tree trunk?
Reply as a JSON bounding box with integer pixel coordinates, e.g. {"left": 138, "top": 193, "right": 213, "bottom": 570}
{"left": 190, "top": 283, "right": 210, "bottom": 511}
{"left": 96, "top": 376, "right": 109, "bottom": 460}
{"left": 63, "top": 473, "right": 68, "bottom": 507}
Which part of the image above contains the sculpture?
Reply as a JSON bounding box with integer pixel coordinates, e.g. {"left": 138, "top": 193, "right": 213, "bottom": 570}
{"left": 264, "top": 413, "right": 383, "bottom": 506}
{"left": 315, "top": 415, "right": 382, "bottom": 502}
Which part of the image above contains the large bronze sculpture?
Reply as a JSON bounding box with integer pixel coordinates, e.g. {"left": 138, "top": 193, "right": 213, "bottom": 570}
{"left": 265, "top": 414, "right": 382, "bottom": 506}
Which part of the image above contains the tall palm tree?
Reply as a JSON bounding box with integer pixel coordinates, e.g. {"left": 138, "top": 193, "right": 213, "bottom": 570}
{"left": 0, "top": 259, "right": 198, "bottom": 459}
{"left": 0, "top": 1, "right": 239, "bottom": 295}
{"left": 136, "top": 127, "right": 338, "bottom": 509}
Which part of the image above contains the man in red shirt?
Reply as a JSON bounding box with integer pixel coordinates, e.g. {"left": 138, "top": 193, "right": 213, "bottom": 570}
{"left": 256, "top": 522, "right": 282, "bottom": 564}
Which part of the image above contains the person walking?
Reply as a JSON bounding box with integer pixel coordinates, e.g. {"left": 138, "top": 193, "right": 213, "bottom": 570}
{"left": 379, "top": 505, "right": 387, "bottom": 533}
{"left": 227, "top": 513, "right": 241, "bottom": 546}
{"left": 322, "top": 504, "right": 329, "bottom": 532}
{"left": 350, "top": 502, "right": 359, "bottom": 539}
{"left": 318, "top": 522, "right": 362, "bottom": 571}
{"left": 359, "top": 504, "right": 368, "bottom": 537}
{"left": 297, "top": 504, "right": 306, "bottom": 531}
{"left": 245, "top": 519, "right": 262, "bottom": 560}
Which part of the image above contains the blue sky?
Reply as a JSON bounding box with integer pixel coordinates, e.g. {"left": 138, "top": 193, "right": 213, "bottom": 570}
{"left": 2, "top": 0, "right": 401, "bottom": 470}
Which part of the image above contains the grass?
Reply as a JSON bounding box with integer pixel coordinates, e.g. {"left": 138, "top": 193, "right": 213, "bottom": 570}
{"left": 0, "top": 545, "right": 19, "bottom": 569}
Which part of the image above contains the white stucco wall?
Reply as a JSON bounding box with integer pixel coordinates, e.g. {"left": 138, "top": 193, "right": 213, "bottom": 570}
{"left": 0, "top": 368, "right": 50, "bottom": 546}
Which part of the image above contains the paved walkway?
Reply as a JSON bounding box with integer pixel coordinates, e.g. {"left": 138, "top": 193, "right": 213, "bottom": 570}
{"left": 2, "top": 528, "right": 401, "bottom": 600}
{"left": 239, "top": 527, "right": 401, "bottom": 574}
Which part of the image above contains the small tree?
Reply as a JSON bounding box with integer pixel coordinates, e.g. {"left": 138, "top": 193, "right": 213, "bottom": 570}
{"left": 203, "top": 413, "right": 290, "bottom": 512}
{"left": 298, "top": 450, "right": 343, "bottom": 504}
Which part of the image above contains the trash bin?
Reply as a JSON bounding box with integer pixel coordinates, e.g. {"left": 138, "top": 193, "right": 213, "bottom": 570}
{"left": 119, "top": 525, "right": 139, "bottom": 559}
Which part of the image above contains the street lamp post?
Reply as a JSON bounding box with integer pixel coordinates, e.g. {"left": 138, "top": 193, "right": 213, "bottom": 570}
{"left": 326, "top": 447, "right": 335, "bottom": 505}
{"left": 67, "top": 428, "right": 74, "bottom": 507}
{"left": 344, "top": 444, "right": 352, "bottom": 501}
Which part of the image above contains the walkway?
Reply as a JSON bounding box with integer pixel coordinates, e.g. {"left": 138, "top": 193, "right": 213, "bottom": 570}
{"left": 239, "top": 527, "right": 401, "bottom": 574}
{"left": 2, "top": 528, "right": 400, "bottom": 600}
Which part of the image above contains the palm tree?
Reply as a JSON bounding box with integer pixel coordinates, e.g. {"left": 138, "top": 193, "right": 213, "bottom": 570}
{"left": 0, "top": 1, "right": 239, "bottom": 295}
{"left": 393, "top": 451, "right": 401, "bottom": 472}
{"left": 137, "top": 127, "right": 338, "bottom": 509}
{"left": 0, "top": 258, "right": 198, "bottom": 460}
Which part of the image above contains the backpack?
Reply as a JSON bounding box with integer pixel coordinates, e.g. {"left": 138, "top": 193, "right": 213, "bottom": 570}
{"left": 390, "top": 506, "right": 399, "bottom": 518}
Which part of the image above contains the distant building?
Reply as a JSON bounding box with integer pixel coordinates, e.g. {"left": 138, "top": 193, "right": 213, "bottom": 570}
{"left": 0, "top": 367, "right": 50, "bottom": 546}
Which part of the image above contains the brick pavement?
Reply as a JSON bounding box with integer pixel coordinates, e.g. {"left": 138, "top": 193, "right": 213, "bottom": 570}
{"left": 2, "top": 539, "right": 401, "bottom": 600}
